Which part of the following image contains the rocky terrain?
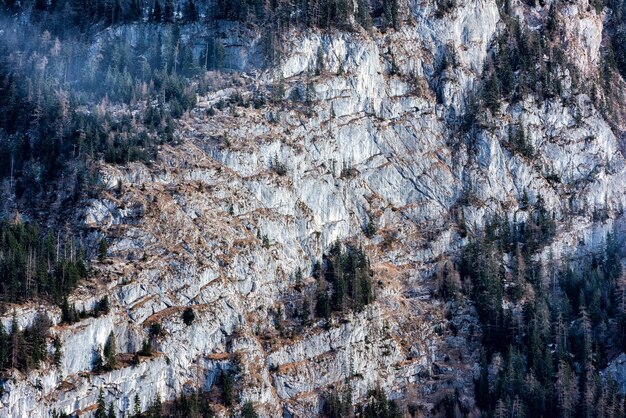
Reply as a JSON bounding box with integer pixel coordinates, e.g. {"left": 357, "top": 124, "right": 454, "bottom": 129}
{"left": 1, "top": 0, "right": 626, "bottom": 417}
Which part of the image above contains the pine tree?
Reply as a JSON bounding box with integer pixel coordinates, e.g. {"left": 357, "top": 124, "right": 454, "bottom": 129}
{"left": 356, "top": 0, "right": 372, "bottom": 30}
{"left": 133, "top": 393, "right": 141, "bottom": 416}
{"left": 582, "top": 364, "right": 597, "bottom": 418}
{"left": 0, "top": 322, "right": 7, "bottom": 369}
{"left": 129, "top": 0, "right": 142, "bottom": 21}
{"left": 152, "top": 1, "right": 162, "bottom": 22}
{"left": 521, "top": 189, "right": 529, "bottom": 210}
{"left": 383, "top": 0, "right": 400, "bottom": 30}
{"left": 96, "top": 296, "right": 110, "bottom": 316}
{"left": 556, "top": 360, "right": 579, "bottom": 418}
{"left": 103, "top": 331, "right": 116, "bottom": 369}
{"left": 52, "top": 335, "right": 62, "bottom": 367}
{"left": 182, "top": 307, "right": 195, "bottom": 325}
{"left": 98, "top": 238, "right": 108, "bottom": 262}
{"left": 316, "top": 288, "right": 331, "bottom": 319}
{"left": 107, "top": 403, "right": 117, "bottom": 418}
{"left": 180, "top": 43, "right": 198, "bottom": 77}
{"left": 484, "top": 67, "right": 502, "bottom": 113}
{"left": 95, "top": 388, "right": 107, "bottom": 418}
{"left": 34, "top": 0, "right": 47, "bottom": 11}
{"left": 242, "top": 402, "right": 258, "bottom": 418}
{"left": 9, "top": 314, "right": 20, "bottom": 370}
{"left": 294, "top": 267, "right": 303, "bottom": 291}
{"left": 163, "top": 0, "right": 174, "bottom": 22}
{"left": 184, "top": 0, "right": 198, "bottom": 22}
{"left": 221, "top": 373, "right": 234, "bottom": 406}
{"left": 315, "top": 46, "right": 324, "bottom": 75}
{"left": 151, "top": 394, "right": 163, "bottom": 418}
{"left": 139, "top": 338, "right": 153, "bottom": 356}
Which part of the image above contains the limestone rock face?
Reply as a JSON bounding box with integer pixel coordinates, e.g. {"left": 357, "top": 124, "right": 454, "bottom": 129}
{"left": 2, "top": 1, "right": 626, "bottom": 417}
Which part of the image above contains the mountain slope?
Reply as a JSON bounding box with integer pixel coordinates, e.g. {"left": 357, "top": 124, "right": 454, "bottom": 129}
{"left": 1, "top": 0, "right": 626, "bottom": 417}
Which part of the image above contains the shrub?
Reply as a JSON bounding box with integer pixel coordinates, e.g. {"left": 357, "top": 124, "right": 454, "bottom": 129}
{"left": 182, "top": 307, "right": 195, "bottom": 326}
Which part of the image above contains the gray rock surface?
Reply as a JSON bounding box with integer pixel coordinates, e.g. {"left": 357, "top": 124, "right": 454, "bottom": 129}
{"left": 2, "top": 1, "right": 625, "bottom": 417}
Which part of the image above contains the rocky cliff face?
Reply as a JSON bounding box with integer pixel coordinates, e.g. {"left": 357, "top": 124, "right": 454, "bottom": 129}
{"left": 2, "top": 0, "right": 626, "bottom": 417}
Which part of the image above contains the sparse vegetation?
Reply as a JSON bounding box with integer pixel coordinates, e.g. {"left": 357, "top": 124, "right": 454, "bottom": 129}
{"left": 364, "top": 220, "right": 377, "bottom": 238}
{"left": 0, "top": 312, "right": 52, "bottom": 372}
{"left": 241, "top": 402, "right": 258, "bottom": 418}
{"left": 314, "top": 241, "right": 375, "bottom": 319}
{"left": 182, "top": 307, "right": 195, "bottom": 326}
{"left": 1, "top": 1, "right": 626, "bottom": 417}
{"left": 98, "top": 239, "right": 109, "bottom": 262}
{"left": 103, "top": 331, "right": 117, "bottom": 370}
{"left": 220, "top": 372, "right": 235, "bottom": 407}
{"left": 270, "top": 154, "right": 287, "bottom": 176}
{"left": 139, "top": 339, "right": 153, "bottom": 357}
{"left": 359, "top": 388, "right": 402, "bottom": 418}
{"left": 61, "top": 295, "right": 110, "bottom": 325}
{"left": 507, "top": 124, "right": 534, "bottom": 158}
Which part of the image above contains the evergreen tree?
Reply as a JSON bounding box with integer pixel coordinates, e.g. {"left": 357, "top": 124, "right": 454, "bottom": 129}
{"left": 294, "top": 267, "right": 303, "bottom": 291}
{"left": 183, "top": 0, "right": 198, "bottom": 22}
{"left": 0, "top": 322, "right": 7, "bottom": 370}
{"left": 92, "top": 345, "right": 104, "bottom": 372}
{"left": 107, "top": 403, "right": 117, "bottom": 418}
{"left": 34, "top": 0, "right": 47, "bottom": 11}
{"left": 221, "top": 372, "right": 234, "bottom": 406}
{"left": 103, "top": 331, "right": 116, "bottom": 369}
{"left": 316, "top": 288, "right": 331, "bottom": 319}
{"left": 556, "top": 361, "right": 579, "bottom": 418}
{"left": 95, "top": 388, "right": 107, "bottom": 418}
{"left": 241, "top": 402, "right": 258, "bottom": 418}
{"left": 356, "top": 0, "right": 372, "bottom": 30}
{"left": 9, "top": 314, "right": 21, "bottom": 370}
{"left": 139, "top": 338, "right": 153, "bottom": 356}
{"left": 52, "top": 336, "right": 62, "bottom": 367}
{"left": 98, "top": 238, "right": 109, "bottom": 261}
{"left": 133, "top": 393, "right": 141, "bottom": 417}
{"left": 484, "top": 67, "right": 502, "bottom": 113}
{"left": 152, "top": 1, "right": 162, "bottom": 22}
{"left": 163, "top": 0, "right": 174, "bottom": 22}
{"left": 150, "top": 394, "right": 163, "bottom": 418}
{"left": 383, "top": 0, "right": 400, "bottom": 30}
{"left": 182, "top": 307, "right": 195, "bottom": 325}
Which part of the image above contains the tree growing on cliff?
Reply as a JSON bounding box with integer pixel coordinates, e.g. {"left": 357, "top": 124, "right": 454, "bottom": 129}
{"left": 383, "top": 0, "right": 400, "bottom": 30}
{"left": 221, "top": 372, "right": 235, "bottom": 406}
{"left": 359, "top": 388, "right": 402, "bottom": 418}
{"left": 241, "top": 402, "right": 258, "bottom": 418}
{"left": 95, "top": 388, "right": 107, "bottom": 418}
{"left": 52, "top": 336, "right": 62, "bottom": 367}
{"left": 182, "top": 307, "right": 195, "bottom": 325}
{"left": 133, "top": 394, "right": 141, "bottom": 416}
{"left": 103, "top": 331, "right": 116, "bottom": 370}
{"left": 107, "top": 403, "right": 117, "bottom": 418}
{"left": 98, "top": 238, "right": 109, "bottom": 262}
{"left": 92, "top": 345, "right": 104, "bottom": 372}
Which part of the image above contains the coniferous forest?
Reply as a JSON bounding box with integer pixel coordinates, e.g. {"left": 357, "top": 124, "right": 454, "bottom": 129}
{"left": 0, "top": 0, "right": 394, "bottom": 304}
{"left": 461, "top": 218, "right": 624, "bottom": 417}
{"left": 0, "top": 0, "right": 626, "bottom": 417}
{"left": 0, "top": 221, "right": 87, "bottom": 302}
{"left": 0, "top": 0, "right": 399, "bottom": 203}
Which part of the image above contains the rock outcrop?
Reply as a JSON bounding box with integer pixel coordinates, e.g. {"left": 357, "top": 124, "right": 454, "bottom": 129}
{"left": 2, "top": 1, "right": 625, "bottom": 417}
